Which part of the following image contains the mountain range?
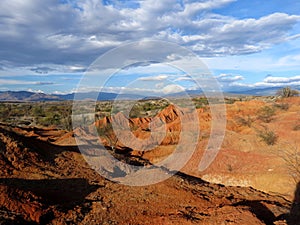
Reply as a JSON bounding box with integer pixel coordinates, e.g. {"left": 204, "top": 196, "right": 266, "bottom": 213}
{"left": 0, "top": 86, "right": 298, "bottom": 101}
{"left": 0, "top": 91, "right": 144, "bottom": 102}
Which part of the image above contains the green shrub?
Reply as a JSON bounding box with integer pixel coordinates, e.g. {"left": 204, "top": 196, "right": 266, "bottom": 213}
{"left": 33, "top": 105, "right": 45, "bottom": 117}
{"left": 192, "top": 97, "right": 208, "bottom": 108}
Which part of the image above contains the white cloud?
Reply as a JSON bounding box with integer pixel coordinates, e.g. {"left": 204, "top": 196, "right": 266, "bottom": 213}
{"left": 69, "top": 66, "right": 86, "bottom": 72}
{"left": 229, "top": 75, "right": 300, "bottom": 89}
{"left": 162, "top": 84, "right": 184, "bottom": 94}
{"left": 0, "top": 79, "right": 34, "bottom": 85}
{"left": 174, "top": 76, "right": 193, "bottom": 81}
{"left": 263, "top": 75, "right": 300, "bottom": 83}
{"left": 180, "top": 0, "right": 236, "bottom": 17}
{"left": 52, "top": 90, "right": 70, "bottom": 95}
{"left": 202, "top": 52, "right": 297, "bottom": 72}
{"left": 138, "top": 75, "right": 169, "bottom": 81}
{"left": 217, "top": 73, "right": 244, "bottom": 82}
{"left": 0, "top": 0, "right": 299, "bottom": 72}
{"left": 277, "top": 53, "right": 300, "bottom": 67}
{"left": 72, "top": 83, "right": 187, "bottom": 95}
{"left": 155, "top": 82, "right": 164, "bottom": 89}
{"left": 27, "top": 88, "right": 44, "bottom": 93}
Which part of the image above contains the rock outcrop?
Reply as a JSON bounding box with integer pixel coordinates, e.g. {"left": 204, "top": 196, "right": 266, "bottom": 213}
{"left": 0, "top": 123, "right": 296, "bottom": 224}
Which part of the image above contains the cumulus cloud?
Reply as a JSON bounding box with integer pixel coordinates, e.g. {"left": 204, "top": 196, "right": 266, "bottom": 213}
{"left": 162, "top": 84, "right": 184, "bottom": 94}
{"left": 228, "top": 75, "right": 300, "bottom": 90}
{"left": 138, "top": 75, "right": 169, "bottom": 81}
{"left": 217, "top": 73, "right": 244, "bottom": 82}
{"left": 0, "top": 0, "right": 299, "bottom": 73}
{"left": 263, "top": 75, "right": 300, "bottom": 84}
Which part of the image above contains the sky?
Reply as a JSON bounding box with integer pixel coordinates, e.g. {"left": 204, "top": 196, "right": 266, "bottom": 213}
{"left": 0, "top": 0, "right": 300, "bottom": 94}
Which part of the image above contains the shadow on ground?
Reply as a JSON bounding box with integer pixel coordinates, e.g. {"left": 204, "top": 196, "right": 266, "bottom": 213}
{"left": 288, "top": 181, "right": 300, "bottom": 225}
{"left": 0, "top": 178, "right": 99, "bottom": 207}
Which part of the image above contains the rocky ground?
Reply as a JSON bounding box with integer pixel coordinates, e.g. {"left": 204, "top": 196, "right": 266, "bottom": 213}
{"left": 1, "top": 97, "right": 300, "bottom": 224}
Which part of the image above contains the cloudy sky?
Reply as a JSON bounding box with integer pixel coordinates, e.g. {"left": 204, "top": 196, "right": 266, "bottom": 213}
{"left": 0, "top": 0, "right": 300, "bottom": 94}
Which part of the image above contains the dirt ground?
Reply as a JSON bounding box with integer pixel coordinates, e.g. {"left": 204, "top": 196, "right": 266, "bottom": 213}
{"left": 1, "top": 97, "right": 300, "bottom": 224}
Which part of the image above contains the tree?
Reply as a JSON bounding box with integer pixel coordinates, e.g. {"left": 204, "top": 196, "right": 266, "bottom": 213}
{"left": 277, "top": 87, "right": 299, "bottom": 98}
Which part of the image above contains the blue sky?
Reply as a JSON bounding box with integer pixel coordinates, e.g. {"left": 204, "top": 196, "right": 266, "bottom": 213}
{"left": 0, "top": 0, "right": 300, "bottom": 94}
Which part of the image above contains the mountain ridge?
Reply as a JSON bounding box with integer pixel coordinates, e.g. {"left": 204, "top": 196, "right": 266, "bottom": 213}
{"left": 0, "top": 86, "right": 299, "bottom": 101}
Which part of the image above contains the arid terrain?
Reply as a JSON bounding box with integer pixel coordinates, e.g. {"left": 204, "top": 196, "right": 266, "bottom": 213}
{"left": 1, "top": 96, "right": 300, "bottom": 224}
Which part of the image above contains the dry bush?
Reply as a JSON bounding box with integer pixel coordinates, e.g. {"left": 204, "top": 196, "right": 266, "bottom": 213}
{"left": 273, "top": 102, "right": 289, "bottom": 111}
{"left": 257, "top": 128, "right": 278, "bottom": 145}
{"left": 276, "top": 86, "right": 299, "bottom": 98}
{"left": 257, "top": 106, "right": 276, "bottom": 123}
{"left": 277, "top": 145, "right": 300, "bottom": 183}
{"left": 293, "top": 124, "right": 300, "bottom": 131}
{"left": 236, "top": 115, "right": 254, "bottom": 127}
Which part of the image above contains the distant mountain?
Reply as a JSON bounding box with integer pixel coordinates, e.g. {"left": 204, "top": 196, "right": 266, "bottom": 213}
{"left": 228, "top": 86, "right": 300, "bottom": 96}
{"left": 54, "top": 92, "right": 114, "bottom": 101}
{"left": 57, "top": 92, "right": 147, "bottom": 101}
{"left": 1, "top": 86, "right": 299, "bottom": 102}
{"left": 165, "top": 90, "right": 204, "bottom": 98}
{"left": 0, "top": 91, "right": 61, "bottom": 101}
{"left": 0, "top": 91, "right": 146, "bottom": 102}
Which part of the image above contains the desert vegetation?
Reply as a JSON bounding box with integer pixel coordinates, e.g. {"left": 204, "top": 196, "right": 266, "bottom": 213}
{"left": 277, "top": 86, "right": 299, "bottom": 98}
{"left": 0, "top": 95, "right": 274, "bottom": 130}
{"left": 257, "top": 105, "right": 276, "bottom": 123}
{"left": 278, "top": 145, "right": 300, "bottom": 183}
{"left": 257, "top": 127, "right": 278, "bottom": 145}
{"left": 236, "top": 115, "right": 254, "bottom": 127}
{"left": 0, "top": 102, "right": 73, "bottom": 130}
{"left": 1, "top": 89, "right": 300, "bottom": 224}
